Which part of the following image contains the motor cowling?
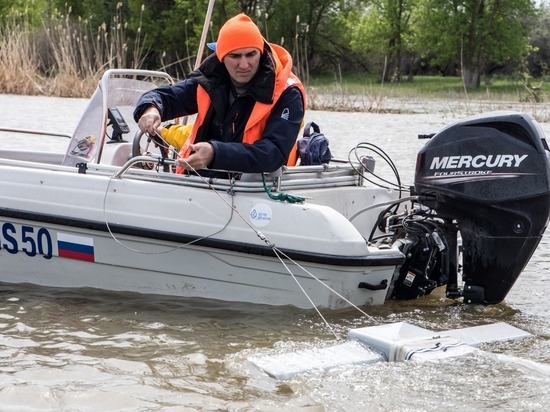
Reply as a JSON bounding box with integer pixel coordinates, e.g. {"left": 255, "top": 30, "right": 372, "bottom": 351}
{"left": 414, "top": 112, "right": 550, "bottom": 304}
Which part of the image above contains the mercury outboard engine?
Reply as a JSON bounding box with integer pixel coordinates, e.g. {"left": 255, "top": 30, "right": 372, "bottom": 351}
{"left": 409, "top": 112, "right": 550, "bottom": 304}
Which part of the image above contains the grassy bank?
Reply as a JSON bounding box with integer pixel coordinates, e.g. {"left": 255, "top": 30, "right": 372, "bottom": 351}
{"left": 305, "top": 73, "right": 550, "bottom": 121}
{"left": 310, "top": 73, "right": 548, "bottom": 101}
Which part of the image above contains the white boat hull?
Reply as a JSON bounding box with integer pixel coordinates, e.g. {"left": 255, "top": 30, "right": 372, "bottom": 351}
{"left": 0, "top": 156, "right": 402, "bottom": 309}
{"left": 0, "top": 218, "right": 397, "bottom": 309}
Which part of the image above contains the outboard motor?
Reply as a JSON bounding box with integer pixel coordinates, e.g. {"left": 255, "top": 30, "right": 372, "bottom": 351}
{"left": 414, "top": 112, "right": 550, "bottom": 304}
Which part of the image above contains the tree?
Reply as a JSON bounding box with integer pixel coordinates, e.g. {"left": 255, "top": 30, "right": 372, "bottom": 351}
{"left": 271, "top": 0, "right": 335, "bottom": 76}
{"left": 413, "top": 0, "right": 535, "bottom": 89}
{"left": 527, "top": 2, "right": 550, "bottom": 77}
{"left": 349, "top": 0, "right": 417, "bottom": 82}
{"left": 0, "top": 0, "right": 49, "bottom": 26}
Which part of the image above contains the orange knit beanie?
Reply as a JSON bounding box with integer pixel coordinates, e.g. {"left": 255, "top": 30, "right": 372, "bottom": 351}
{"left": 215, "top": 13, "right": 264, "bottom": 61}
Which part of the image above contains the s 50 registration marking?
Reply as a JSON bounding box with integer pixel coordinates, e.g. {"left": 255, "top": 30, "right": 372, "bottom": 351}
{"left": 1, "top": 223, "right": 53, "bottom": 259}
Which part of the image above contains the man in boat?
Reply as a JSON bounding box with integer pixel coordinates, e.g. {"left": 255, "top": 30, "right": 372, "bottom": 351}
{"left": 133, "top": 13, "right": 306, "bottom": 175}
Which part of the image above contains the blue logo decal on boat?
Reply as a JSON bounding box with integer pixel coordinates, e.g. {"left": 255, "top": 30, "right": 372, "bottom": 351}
{"left": 249, "top": 204, "right": 272, "bottom": 228}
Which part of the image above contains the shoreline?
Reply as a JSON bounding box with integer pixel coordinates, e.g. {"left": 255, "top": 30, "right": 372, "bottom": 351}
{"left": 309, "top": 93, "right": 550, "bottom": 120}
{"left": 1, "top": 91, "right": 549, "bottom": 123}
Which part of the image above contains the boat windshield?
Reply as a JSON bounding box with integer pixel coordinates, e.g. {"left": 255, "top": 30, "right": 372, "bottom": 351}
{"left": 62, "top": 70, "right": 172, "bottom": 166}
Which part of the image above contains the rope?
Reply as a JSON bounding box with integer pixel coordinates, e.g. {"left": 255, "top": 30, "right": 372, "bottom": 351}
{"left": 102, "top": 172, "right": 236, "bottom": 255}
{"left": 271, "top": 247, "right": 379, "bottom": 326}
{"left": 261, "top": 174, "right": 305, "bottom": 203}
{"left": 105, "top": 150, "right": 379, "bottom": 337}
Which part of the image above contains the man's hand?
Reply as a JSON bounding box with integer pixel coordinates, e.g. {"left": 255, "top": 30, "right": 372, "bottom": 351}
{"left": 137, "top": 106, "right": 161, "bottom": 136}
{"left": 177, "top": 142, "right": 214, "bottom": 170}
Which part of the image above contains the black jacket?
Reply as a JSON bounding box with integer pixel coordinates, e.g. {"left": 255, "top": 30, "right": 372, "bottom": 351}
{"left": 133, "top": 47, "right": 304, "bottom": 173}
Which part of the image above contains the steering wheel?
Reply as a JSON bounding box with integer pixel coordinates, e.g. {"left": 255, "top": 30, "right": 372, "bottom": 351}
{"left": 132, "top": 130, "right": 173, "bottom": 172}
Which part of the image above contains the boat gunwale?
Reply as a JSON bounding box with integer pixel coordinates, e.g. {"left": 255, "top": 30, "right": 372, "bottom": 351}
{"left": 0, "top": 152, "right": 382, "bottom": 194}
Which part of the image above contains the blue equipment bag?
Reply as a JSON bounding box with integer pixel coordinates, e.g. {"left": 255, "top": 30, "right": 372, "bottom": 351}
{"left": 298, "top": 122, "right": 332, "bottom": 165}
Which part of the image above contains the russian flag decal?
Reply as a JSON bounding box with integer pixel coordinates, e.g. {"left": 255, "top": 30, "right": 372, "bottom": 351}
{"left": 57, "top": 232, "right": 95, "bottom": 262}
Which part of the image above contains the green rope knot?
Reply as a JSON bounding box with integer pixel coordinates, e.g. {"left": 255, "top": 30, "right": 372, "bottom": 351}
{"left": 262, "top": 174, "right": 305, "bottom": 203}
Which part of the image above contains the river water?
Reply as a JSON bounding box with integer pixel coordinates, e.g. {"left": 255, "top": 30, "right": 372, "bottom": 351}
{"left": 0, "top": 94, "right": 549, "bottom": 411}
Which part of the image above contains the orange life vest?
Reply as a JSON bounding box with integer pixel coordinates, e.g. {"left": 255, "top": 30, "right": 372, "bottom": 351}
{"left": 176, "top": 43, "right": 305, "bottom": 174}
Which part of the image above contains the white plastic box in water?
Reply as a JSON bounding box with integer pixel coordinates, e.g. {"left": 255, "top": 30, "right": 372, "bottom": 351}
{"left": 250, "top": 322, "right": 532, "bottom": 380}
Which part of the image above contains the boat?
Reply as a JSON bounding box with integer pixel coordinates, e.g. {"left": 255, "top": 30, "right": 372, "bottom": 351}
{"left": 0, "top": 68, "right": 549, "bottom": 310}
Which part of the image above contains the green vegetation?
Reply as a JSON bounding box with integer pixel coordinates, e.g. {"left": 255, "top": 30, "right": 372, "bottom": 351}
{"left": 0, "top": 0, "right": 549, "bottom": 109}
{"left": 309, "top": 74, "right": 550, "bottom": 102}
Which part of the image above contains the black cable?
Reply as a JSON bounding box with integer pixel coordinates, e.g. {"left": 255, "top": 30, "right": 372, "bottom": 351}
{"left": 347, "top": 142, "right": 408, "bottom": 194}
